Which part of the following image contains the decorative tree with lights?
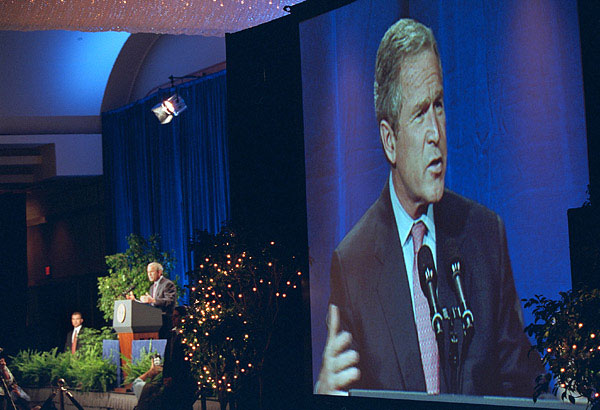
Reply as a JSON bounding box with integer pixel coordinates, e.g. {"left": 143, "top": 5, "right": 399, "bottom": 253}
{"left": 524, "top": 287, "right": 600, "bottom": 408}
{"left": 180, "top": 226, "right": 303, "bottom": 409}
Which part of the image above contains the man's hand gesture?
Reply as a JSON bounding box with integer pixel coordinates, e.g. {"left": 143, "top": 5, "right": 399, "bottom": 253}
{"left": 316, "top": 304, "right": 360, "bottom": 395}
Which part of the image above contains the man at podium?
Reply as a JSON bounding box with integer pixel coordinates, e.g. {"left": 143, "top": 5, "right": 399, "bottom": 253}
{"left": 128, "top": 262, "right": 177, "bottom": 338}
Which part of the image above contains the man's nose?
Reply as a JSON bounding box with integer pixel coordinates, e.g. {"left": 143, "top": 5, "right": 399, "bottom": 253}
{"left": 425, "top": 109, "right": 441, "bottom": 145}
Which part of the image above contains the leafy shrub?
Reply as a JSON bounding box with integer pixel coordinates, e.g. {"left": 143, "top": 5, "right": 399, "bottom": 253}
{"left": 77, "top": 326, "right": 117, "bottom": 353}
{"left": 524, "top": 288, "right": 600, "bottom": 407}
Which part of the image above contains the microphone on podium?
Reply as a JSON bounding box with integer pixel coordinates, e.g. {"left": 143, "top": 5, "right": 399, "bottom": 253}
{"left": 417, "top": 245, "right": 444, "bottom": 338}
{"left": 121, "top": 284, "right": 137, "bottom": 297}
{"left": 446, "top": 242, "right": 475, "bottom": 337}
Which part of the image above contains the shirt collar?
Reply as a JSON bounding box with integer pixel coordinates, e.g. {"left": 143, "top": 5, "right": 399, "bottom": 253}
{"left": 389, "top": 172, "right": 436, "bottom": 246}
{"left": 74, "top": 325, "right": 82, "bottom": 333}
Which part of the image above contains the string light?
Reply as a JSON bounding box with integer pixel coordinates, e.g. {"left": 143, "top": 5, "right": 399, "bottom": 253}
{"left": 184, "top": 229, "right": 302, "bottom": 395}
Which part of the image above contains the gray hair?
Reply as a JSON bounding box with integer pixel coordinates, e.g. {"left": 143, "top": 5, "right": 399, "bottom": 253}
{"left": 374, "top": 18, "right": 442, "bottom": 133}
{"left": 147, "top": 262, "right": 164, "bottom": 272}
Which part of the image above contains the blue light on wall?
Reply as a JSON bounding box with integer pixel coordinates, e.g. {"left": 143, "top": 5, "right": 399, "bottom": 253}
{"left": 0, "top": 30, "right": 129, "bottom": 116}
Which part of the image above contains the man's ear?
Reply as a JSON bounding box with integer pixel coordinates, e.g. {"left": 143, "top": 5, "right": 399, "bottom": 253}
{"left": 380, "top": 119, "right": 396, "bottom": 165}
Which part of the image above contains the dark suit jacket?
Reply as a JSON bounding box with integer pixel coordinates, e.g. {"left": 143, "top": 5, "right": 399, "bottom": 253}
{"left": 149, "top": 276, "right": 177, "bottom": 315}
{"left": 150, "top": 276, "right": 177, "bottom": 339}
{"left": 330, "top": 183, "right": 543, "bottom": 397}
{"left": 65, "top": 328, "right": 82, "bottom": 353}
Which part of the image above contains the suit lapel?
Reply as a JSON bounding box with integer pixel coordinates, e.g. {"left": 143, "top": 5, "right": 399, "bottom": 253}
{"left": 374, "top": 185, "right": 426, "bottom": 391}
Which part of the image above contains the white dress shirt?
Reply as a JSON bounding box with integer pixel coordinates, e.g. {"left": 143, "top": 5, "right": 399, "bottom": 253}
{"left": 72, "top": 325, "right": 82, "bottom": 343}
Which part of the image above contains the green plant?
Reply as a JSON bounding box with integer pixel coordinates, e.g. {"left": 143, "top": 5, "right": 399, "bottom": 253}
{"left": 77, "top": 326, "right": 118, "bottom": 354}
{"left": 121, "top": 347, "right": 163, "bottom": 385}
{"left": 10, "top": 348, "right": 71, "bottom": 387}
{"left": 11, "top": 328, "right": 118, "bottom": 392}
{"left": 97, "top": 234, "right": 177, "bottom": 321}
{"left": 68, "top": 344, "right": 117, "bottom": 392}
{"left": 524, "top": 288, "right": 600, "bottom": 408}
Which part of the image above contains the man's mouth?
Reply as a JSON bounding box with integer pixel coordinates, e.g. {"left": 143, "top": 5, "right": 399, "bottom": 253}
{"left": 427, "top": 157, "right": 443, "bottom": 174}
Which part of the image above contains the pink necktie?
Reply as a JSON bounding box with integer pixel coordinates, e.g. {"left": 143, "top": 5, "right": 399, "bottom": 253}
{"left": 411, "top": 221, "right": 440, "bottom": 394}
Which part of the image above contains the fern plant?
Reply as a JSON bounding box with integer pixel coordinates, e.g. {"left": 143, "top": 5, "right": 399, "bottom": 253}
{"left": 11, "top": 328, "right": 118, "bottom": 392}
{"left": 68, "top": 344, "right": 117, "bottom": 392}
{"left": 10, "top": 348, "right": 69, "bottom": 387}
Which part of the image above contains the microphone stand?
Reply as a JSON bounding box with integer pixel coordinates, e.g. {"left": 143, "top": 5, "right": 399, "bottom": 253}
{"left": 447, "top": 307, "right": 461, "bottom": 394}
{"left": 459, "top": 315, "right": 474, "bottom": 394}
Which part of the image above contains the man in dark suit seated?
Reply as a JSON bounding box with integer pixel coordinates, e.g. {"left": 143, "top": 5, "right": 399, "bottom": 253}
{"left": 316, "top": 18, "right": 543, "bottom": 397}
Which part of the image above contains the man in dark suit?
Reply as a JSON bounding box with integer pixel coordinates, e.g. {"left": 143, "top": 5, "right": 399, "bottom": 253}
{"left": 139, "top": 262, "right": 177, "bottom": 339}
{"left": 64, "top": 312, "right": 83, "bottom": 354}
{"left": 316, "top": 18, "right": 542, "bottom": 397}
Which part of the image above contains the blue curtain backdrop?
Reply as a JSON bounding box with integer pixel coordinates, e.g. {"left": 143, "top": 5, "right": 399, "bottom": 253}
{"left": 102, "top": 71, "right": 229, "bottom": 295}
{"left": 300, "top": 0, "right": 589, "bottom": 381}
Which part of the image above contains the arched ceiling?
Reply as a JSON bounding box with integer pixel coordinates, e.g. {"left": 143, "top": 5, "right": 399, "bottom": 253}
{"left": 0, "top": 0, "right": 302, "bottom": 37}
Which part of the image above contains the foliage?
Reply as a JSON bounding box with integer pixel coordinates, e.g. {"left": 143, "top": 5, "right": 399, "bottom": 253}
{"left": 68, "top": 344, "right": 117, "bottom": 392}
{"left": 97, "top": 234, "right": 177, "bottom": 321}
{"left": 77, "top": 326, "right": 118, "bottom": 352}
{"left": 10, "top": 328, "right": 117, "bottom": 392}
{"left": 180, "top": 226, "right": 303, "bottom": 404}
{"left": 10, "top": 348, "right": 70, "bottom": 387}
{"left": 122, "top": 346, "right": 163, "bottom": 385}
{"left": 523, "top": 288, "right": 600, "bottom": 408}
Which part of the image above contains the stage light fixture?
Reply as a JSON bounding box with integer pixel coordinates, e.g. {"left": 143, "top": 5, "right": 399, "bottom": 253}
{"left": 152, "top": 93, "right": 187, "bottom": 124}
{"left": 151, "top": 74, "right": 199, "bottom": 124}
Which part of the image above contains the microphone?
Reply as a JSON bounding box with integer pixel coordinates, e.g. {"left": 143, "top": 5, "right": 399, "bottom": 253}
{"left": 446, "top": 243, "right": 474, "bottom": 336}
{"left": 121, "top": 284, "right": 137, "bottom": 297}
{"left": 417, "top": 245, "right": 444, "bottom": 337}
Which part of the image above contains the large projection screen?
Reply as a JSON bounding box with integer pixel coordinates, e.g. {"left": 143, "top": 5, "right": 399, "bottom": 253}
{"left": 301, "top": 0, "right": 589, "bottom": 397}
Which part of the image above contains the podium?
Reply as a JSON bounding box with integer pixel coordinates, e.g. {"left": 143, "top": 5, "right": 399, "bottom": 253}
{"left": 112, "top": 300, "right": 163, "bottom": 368}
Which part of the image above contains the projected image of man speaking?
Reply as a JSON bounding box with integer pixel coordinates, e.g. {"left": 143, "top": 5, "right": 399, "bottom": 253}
{"left": 316, "top": 18, "right": 543, "bottom": 397}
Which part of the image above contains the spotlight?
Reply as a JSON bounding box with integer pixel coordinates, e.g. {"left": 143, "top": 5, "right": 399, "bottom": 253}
{"left": 152, "top": 94, "right": 187, "bottom": 125}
